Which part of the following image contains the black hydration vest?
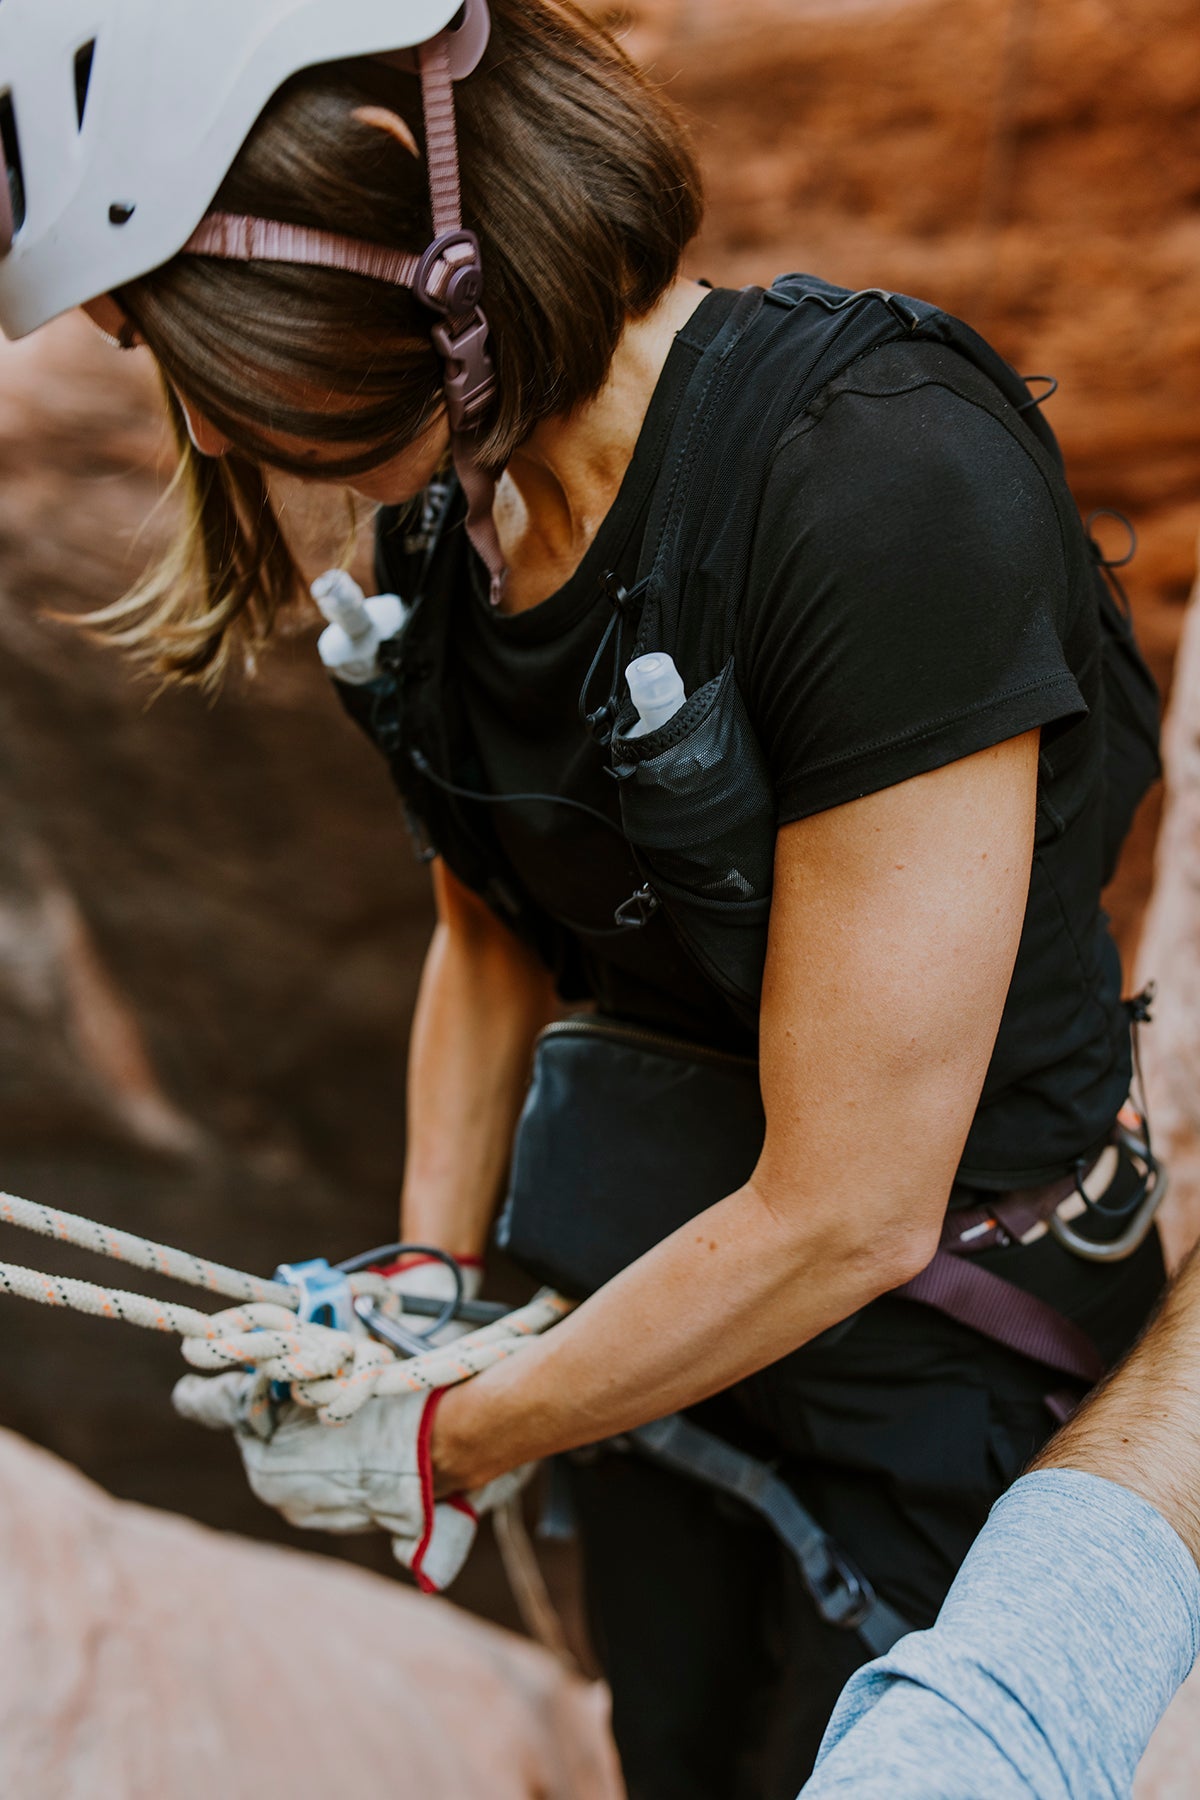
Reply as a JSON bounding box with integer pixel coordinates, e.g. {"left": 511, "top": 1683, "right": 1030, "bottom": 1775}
{"left": 339, "top": 275, "right": 1161, "bottom": 1029}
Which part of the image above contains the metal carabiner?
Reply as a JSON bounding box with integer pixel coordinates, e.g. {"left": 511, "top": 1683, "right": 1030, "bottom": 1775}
{"left": 336, "top": 1241, "right": 510, "bottom": 1357}
{"left": 1048, "top": 1130, "right": 1168, "bottom": 1264}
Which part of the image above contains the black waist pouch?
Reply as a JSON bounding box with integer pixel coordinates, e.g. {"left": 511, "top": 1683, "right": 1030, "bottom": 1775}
{"left": 496, "top": 1018, "right": 766, "bottom": 1299}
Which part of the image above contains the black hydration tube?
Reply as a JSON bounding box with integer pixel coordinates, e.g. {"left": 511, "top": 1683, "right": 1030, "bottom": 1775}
{"left": 408, "top": 748, "right": 659, "bottom": 937}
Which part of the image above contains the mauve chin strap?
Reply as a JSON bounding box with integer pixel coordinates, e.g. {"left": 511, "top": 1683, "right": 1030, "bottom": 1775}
{"left": 183, "top": 216, "right": 422, "bottom": 290}
{"left": 179, "top": 20, "right": 506, "bottom": 604}
{"left": 417, "top": 34, "right": 506, "bottom": 604}
{"left": 0, "top": 168, "right": 13, "bottom": 259}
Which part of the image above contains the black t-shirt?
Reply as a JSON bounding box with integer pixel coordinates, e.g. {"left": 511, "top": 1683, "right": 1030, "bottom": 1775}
{"left": 377, "top": 286, "right": 1131, "bottom": 1185}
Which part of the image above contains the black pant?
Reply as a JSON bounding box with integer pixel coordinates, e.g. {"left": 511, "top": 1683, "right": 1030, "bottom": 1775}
{"left": 566, "top": 1228, "right": 1165, "bottom": 1800}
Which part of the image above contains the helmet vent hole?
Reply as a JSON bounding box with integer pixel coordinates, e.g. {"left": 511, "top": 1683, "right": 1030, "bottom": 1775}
{"left": 0, "top": 94, "right": 26, "bottom": 237}
{"left": 74, "top": 41, "right": 97, "bottom": 131}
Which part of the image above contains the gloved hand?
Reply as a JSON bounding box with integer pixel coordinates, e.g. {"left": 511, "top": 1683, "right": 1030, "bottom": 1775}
{"left": 378, "top": 1252, "right": 484, "bottom": 1350}
{"left": 173, "top": 1369, "right": 530, "bottom": 1592}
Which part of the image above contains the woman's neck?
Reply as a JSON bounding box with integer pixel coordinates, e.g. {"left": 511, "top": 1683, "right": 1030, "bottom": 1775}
{"left": 494, "top": 275, "right": 708, "bottom": 614}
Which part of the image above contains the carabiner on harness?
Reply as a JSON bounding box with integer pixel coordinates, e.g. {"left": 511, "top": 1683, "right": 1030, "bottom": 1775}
{"left": 1048, "top": 1122, "right": 1167, "bottom": 1264}
{"left": 1049, "top": 989, "right": 1167, "bottom": 1263}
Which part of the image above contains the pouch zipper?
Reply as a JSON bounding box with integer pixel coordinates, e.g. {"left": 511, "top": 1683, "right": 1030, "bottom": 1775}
{"left": 540, "top": 1015, "right": 758, "bottom": 1075}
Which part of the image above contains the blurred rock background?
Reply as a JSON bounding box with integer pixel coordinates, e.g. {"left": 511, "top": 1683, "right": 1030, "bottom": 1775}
{"left": 1, "top": 0, "right": 1197, "bottom": 1643}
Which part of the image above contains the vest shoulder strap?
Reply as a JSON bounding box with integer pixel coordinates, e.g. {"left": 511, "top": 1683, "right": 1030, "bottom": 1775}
{"left": 633, "top": 273, "right": 1067, "bottom": 694}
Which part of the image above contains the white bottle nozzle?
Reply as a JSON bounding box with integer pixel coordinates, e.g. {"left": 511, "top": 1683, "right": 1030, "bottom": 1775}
{"left": 625, "top": 652, "right": 687, "bottom": 738}
{"left": 312, "top": 568, "right": 408, "bottom": 686}
{"left": 312, "top": 569, "right": 372, "bottom": 639}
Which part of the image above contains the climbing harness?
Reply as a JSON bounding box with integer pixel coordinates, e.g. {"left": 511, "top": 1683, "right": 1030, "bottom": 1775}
{"left": 621, "top": 1416, "right": 910, "bottom": 1658}
{"left": 0, "top": 1191, "right": 571, "bottom": 1424}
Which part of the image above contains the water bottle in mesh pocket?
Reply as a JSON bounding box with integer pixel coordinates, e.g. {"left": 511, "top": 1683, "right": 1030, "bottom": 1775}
{"left": 614, "top": 658, "right": 776, "bottom": 1018}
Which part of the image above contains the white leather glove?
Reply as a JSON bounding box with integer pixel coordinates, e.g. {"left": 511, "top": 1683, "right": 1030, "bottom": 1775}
{"left": 173, "top": 1369, "right": 529, "bottom": 1592}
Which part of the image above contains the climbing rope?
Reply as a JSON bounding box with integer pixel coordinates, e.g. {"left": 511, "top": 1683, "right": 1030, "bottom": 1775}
{"left": 0, "top": 1191, "right": 572, "bottom": 1424}
{"left": 0, "top": 1190, "right": 297, "bottom": 1307}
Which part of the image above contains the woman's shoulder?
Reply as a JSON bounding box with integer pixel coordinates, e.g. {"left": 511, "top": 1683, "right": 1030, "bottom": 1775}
{"left": 735, "top": 331, "right": 1089, "bottom": 825}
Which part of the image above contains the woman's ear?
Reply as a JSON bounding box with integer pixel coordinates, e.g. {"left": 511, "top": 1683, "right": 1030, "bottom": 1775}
{"left": 353, "top": 105, "right": 421, "bottom": 158}
{"left": 175, "top": 391, "right": 233, "bottom": 459}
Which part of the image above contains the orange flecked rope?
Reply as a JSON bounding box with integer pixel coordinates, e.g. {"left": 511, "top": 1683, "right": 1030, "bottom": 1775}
{"left": 0, "top": 1191, "right": 573, "bottom": 1425}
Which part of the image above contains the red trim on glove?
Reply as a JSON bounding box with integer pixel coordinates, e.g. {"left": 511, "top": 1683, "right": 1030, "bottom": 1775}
{"left": 411, "top": 1386, "right": 450, "bottom": 1595}
{"left": 374, "top": 1253, "right": 484, "bottom": 1279}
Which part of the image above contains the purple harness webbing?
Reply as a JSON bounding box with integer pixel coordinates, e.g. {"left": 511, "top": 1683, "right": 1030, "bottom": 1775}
{"left": 897, "top": 1250, "right": 1106, "bottom": 1388}
{"left": 419, "top": 36, "right": 464, "bottom": 240}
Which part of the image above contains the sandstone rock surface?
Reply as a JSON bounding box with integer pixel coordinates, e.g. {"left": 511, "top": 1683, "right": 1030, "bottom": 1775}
{"left": 1135, "top": 549, "right": 1200, "bottom": 1267}
{"left": 0, "top": 1427, "right": 622, "bottom": 1800}
{"left": 1129, "top": 556, "right": 1200, "bottom": 1795}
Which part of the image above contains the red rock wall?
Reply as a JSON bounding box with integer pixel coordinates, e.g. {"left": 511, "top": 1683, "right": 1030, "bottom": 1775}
{"left": 0, "top": 1428, "right": 621, "bottom": 1800}
{"left": 610, "top": 0, "right": 1200, "bottom": 959}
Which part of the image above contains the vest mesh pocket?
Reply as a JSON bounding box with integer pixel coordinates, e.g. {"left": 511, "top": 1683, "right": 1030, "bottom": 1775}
{"left": 615, "top": 658, "right": 776, "bottom": 1013}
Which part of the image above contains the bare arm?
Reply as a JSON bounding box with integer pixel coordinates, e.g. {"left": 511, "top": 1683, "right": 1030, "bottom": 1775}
{"left": 400, "top": 860, "right": 559, "bottom": 1256}
{"left": 1033, "top": 1240, "right": 1200, "bottom": 1561}
{"left": 434, "top": 730, "right": 1041, "bottom": 1488}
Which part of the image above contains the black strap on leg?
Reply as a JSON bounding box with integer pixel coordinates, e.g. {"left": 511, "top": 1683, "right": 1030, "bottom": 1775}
{"left": 619, "top": 1413, "right": 911, "bottom": 1658}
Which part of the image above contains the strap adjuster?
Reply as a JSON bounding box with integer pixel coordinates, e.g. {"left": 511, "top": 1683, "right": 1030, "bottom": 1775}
{"left": 416, "top": 229, "right": 486, "bottom": 315}
{"left": 432, "top": 310, "right": 497, "bottom": 433}
{"left": 811, "top": 1545, "right": 877, "bottom": 1632}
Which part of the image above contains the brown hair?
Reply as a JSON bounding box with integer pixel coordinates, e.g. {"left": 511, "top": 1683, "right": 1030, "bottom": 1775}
{"left": 91, "top": 0, "right": 702, "bottom": 686}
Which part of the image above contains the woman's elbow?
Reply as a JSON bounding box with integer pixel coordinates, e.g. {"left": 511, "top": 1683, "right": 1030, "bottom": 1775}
{"left": 757, "top": 1175, "right": 941, "bottom": 1298}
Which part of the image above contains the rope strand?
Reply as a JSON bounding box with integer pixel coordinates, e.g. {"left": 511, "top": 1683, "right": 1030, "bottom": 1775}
{"left": 0, "top": 1191, "right": 572, "bottom": 1423}
{"left": 0, "top": 1191, "right": 294, "bottom": 1307}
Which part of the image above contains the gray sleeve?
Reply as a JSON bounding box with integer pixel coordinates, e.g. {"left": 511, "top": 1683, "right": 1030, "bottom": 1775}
{"left": 802, "top": 1469, "right": 1200, "bottom": 1800}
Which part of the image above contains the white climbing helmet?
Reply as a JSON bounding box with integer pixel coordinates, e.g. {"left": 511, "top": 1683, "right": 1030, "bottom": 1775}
{"left": 0, "top": 0, "right": 478, "bottom": 340}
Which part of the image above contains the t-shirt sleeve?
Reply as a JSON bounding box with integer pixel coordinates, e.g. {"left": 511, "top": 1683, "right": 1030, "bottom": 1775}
{"left": 801, "top": 1469, "right": 1200, "bottom": 1800}
{"left": 738, "top": 371, "right": 1087, "bottom": 822}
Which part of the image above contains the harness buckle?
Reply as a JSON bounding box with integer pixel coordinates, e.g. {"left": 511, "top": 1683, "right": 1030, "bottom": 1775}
{"left": 811, "top": 1545, "right": 877, "bottom": 1632}
{"left": 431, "top": 309, "right": 496, "bottom": 434}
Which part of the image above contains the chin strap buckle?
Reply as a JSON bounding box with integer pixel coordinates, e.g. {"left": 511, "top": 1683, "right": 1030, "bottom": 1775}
{"left": 414, "top": 229, "right": 497, "bottom": 435}
{"left": 432, "top": 309, "right": 497, "bottom": 434}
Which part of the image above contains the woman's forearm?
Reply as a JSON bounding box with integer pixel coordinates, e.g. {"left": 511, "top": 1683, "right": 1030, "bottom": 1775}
{"left": 434, "top": 737, "right": 1040, "bottom": 1492}
{"left": 434, "top": 1167, "right": 929, "bottom": 1491}
{"left": 400, "top": 862, "right": 559, "bottom": 1256}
